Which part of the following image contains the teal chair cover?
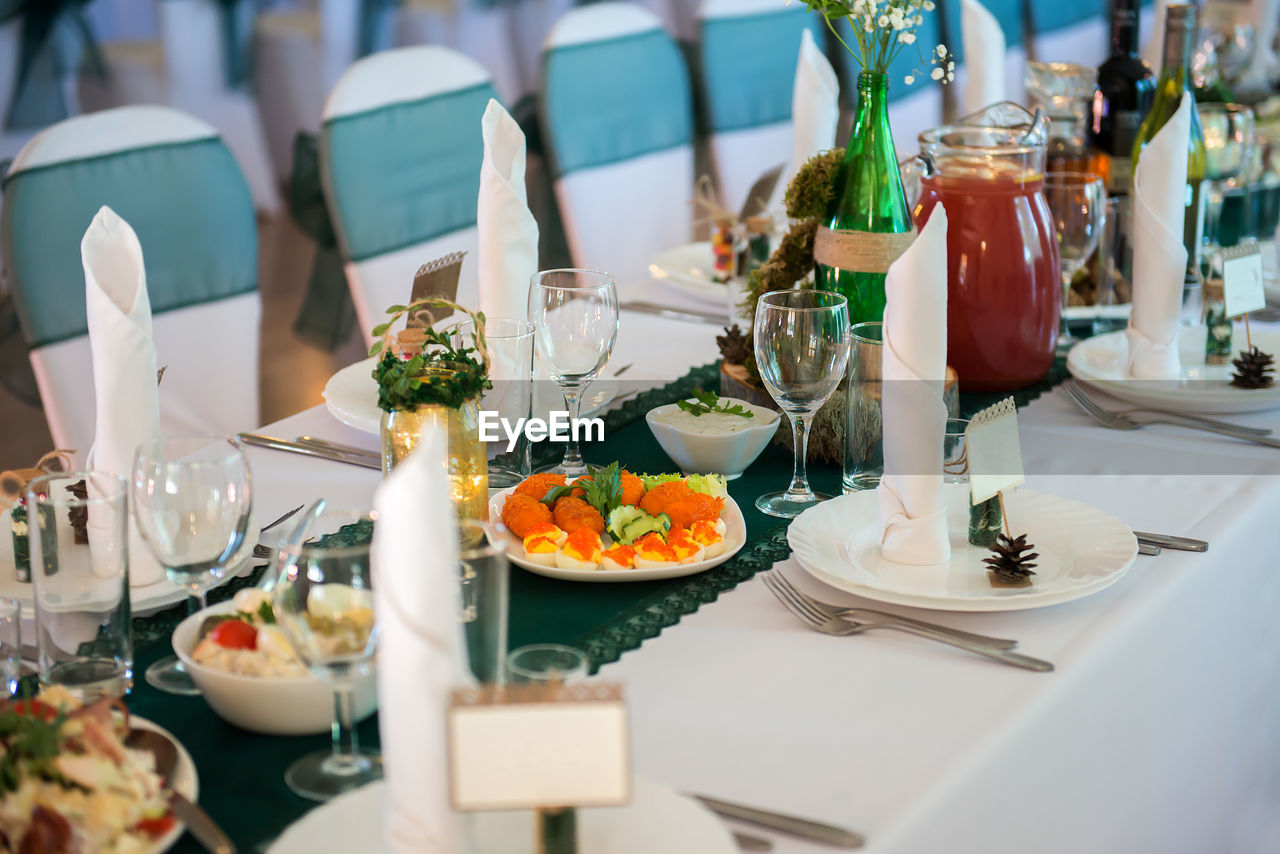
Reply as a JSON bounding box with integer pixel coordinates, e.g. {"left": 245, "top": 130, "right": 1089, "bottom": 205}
{"left": 359, "top": 0, "right": 401, "bottom": 57}
{"left": 697, "top": 8, "right": 821, "bottom": 134}
{"left": 1, "top": 0, "right": 103, "bottom": 131}
{"left": 1026, "top": 0, "right": 1104, "bottom": 35}
{"left": 0, "top": 137, "right": 258, "bottom": 350}
{"left": 542, "top": 27, "right": 693, "bottom": 178}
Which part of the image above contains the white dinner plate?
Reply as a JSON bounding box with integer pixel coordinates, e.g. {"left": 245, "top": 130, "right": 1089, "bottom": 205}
{"left": 324, "top": 357, "right": 618, "bottom": 435}
{"left": 133, "top": 715, "right": 198, "bottom": 853}
{"left": 0, "top": 508, "right": 259, "bottom": 618}
{"left": 489, "top": 488, "right": 745, "bottom": 583}
{"left": 267, "top": 777, "right": 736, "bottom": 854}
{"left": 1067, "top": 325, "right": 1280, "bottom": 413}
{"left": 1062, "top": 302, "right": 1131, "bottom": 321}
{"left": 788, "top": 485, "right": 1137, "bottom": 612}
{"left": 649, "top": 242, "right": 730, "bottom": 304}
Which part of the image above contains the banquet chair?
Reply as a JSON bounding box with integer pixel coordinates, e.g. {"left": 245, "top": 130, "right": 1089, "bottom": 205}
{"left": 1026, "top": 0, "right": 1108, "bottom": 68}
{"left": 0, "top": 105, "right": 261, "bottom": 456}
{"left": 396, "top": 1, "right": 522, "bottom": 104}
{"left": 541, "top": 2, "right": 695, "bottom": 287}
{"left": 319, "top": 46, "right": 497, "bottom": 343}
{"left": 696, "top": 0, "right": 819, "bottom": 214}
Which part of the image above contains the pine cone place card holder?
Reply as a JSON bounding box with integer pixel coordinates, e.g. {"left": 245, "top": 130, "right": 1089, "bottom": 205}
{"left": 966, "top": 400, "right": 1037, "bottom": 588}
{"left": 1219, "top": 245, "right": 1275, "bottom": 389}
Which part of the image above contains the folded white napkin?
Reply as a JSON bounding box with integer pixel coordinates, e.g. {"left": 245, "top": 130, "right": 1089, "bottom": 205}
{"left": 785, "top": 29, "right": 839, "bottom": 192}
{"left": 877, "top": 205, "right": 950, "bottom": 566}
{"left": 1142, "top": 0, "right": 1168, "bottom": 75}
{"left": 1126, "top": 92, "right": 1191, "bottom": 379}
{"left": 82, "top": 206, "right": 164, "bottom": 588}
{"left": 373, "top": 423, "right": 465, "bottom": 853}
{"left": 961, "top": 0, "right": 1004, "bottom": 115}
{"left": 478, "top": 98, "right": 539, "bottom": 322}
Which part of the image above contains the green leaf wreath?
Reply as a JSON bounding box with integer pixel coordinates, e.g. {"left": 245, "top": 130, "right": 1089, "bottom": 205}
{"left": 370, "top": 299, "right": 492, "bottom": 412}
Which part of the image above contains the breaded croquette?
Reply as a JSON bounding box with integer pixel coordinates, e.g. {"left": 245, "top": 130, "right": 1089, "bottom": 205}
{"left": 552, "top": 496, "right": 606, "bottom": 535}
{"left": 513, "top": 473, "right": 568, "bottom": 502}
{"left": 501, "top": 493, "right": 554, "bottom": 538}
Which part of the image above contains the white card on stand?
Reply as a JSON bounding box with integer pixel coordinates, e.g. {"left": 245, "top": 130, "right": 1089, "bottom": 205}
{"left": 1222, "top": 245, "right": 1266, "bottom": 318}
{"left": 966, "top": 398, "right": 1025, "bottom": 504}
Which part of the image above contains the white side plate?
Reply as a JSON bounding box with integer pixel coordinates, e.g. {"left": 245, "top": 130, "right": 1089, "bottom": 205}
{"left": 649, "top": 242, "right": 729, "bottom": 304}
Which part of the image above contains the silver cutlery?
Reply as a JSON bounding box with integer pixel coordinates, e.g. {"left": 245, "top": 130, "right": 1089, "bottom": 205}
{"left": 294, "top": 435, "right": 380, "bottom": 461}
{"left": 612, "top": 362, "right": 635, "bottom": 377}
{"left": 767, "top": 571, "right": 1020, "bottom": 650}
{"left": 1064, "top": 381, "right": 1271, "bottom": 436}
{"left": 1064, "top": 382, "right": 1280, "bottom": 446}
{"left": 761, "top": 572, "right": 1054, "bottom": 673}
{"left": 692, "top": 793, "right": 863, "bottom": 849}
{"left": 126, "top": 728, "right": 235, "bottom": 854}
{"left": 237, "top": 433, "right": 381, "bottom": 469}
{"left": 732, "top": 831, "right": 774, "bottom": 851}
{"left": 1134, "top": 531, "right": 1208, "bottom": 552}
{"left": 1138, "top": 542, "right": 1162, "bottom": 556}
{"left": 261, "top": 504, "right": 305, "bottom": 536}
{"left": 621, "top": 300, "right": 730, "bottom": 326}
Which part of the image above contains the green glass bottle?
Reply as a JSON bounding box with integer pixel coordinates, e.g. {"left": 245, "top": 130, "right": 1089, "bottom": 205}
{"left": 1131, "top": 3, "right": 1208, "bottom": 279}
{"left": 816, "top": 72, "right": 913, "bottom": 324}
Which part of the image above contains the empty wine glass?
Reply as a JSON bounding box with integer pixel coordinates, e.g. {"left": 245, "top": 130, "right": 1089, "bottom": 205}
{"left": 529, "top": 269, "right": 620, "bottom": 477}
{"left": 1199, "top": 102, "right": 1255, "bottom": 265}
{"left": 1043, "top": 172, "right": 1107, "bottom": 351}
{"left": 272, "top": 509, "right": 380, "bottom": 801}
{"left": 753, "top": 290, "right": 851, "bottom": 518}
{"left": 132, "top": 435, "right": 252, "bottom": 695}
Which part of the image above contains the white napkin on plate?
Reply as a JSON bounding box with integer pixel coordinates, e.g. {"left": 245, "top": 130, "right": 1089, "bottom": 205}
{"left": 961, "top": 0, "right": 1005, "bottom": 115}
{"left": 785, "top": 29, "right": 839, "bottom": 192}
{"left": 876, "top": 205, "right": 950, "bottom": 566}
{"left": 478, "top": 98, "right": 539, "bottom": 322}
{"left": 81, "top": 206, "right": 164, "bottom": 588}
{"left": 373, "top": 423, "right": 466, "bottom": 853}
{"left": 1126, "top": 92, "right": 1191, "bottom": 380}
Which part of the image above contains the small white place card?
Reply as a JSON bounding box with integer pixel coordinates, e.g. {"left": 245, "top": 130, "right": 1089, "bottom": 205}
{"left": 1222, "top": 244, "right": 1266, "bottom": 318}
{"left": 448, "top": 683, "right": 631, "bottom": 812}
{"left": 965, "top": 398, "right": 1025, "bottom": 504}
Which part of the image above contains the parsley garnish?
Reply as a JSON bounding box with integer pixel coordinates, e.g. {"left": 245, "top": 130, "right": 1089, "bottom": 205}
{"left": 675, "top": 389, "right": 754, "bottom": 419}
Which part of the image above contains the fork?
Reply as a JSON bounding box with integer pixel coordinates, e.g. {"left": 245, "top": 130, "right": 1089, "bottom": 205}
{"left": 1064, "top": 382, "right": 1280, "bottom": 448}
{"left": 765, "top": 570, "right": 1019, "bottom": 650}
{"left": 761, "top": 573, "right": 1054, "bottom": 672}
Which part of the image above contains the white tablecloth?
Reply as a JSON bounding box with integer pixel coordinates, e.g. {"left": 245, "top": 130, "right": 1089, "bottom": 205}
{"left": 246, "top": 302, "right": 1280, "bottom": 853}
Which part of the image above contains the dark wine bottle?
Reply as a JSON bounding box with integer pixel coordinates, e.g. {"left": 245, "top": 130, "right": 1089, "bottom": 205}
{"left": 1091, "top": 0, "right": 1155, "bottom": 196}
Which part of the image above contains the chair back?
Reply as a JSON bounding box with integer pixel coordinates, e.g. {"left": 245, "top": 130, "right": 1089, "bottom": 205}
{"left": 320, "top": 46, "right": 498, "bottom": 340}
{"left": 697, "top": 0, "right": 819, "bottom": 213}
{"left": 0, "top": 105, "right": 260, "bottom": 455}
{"left": 541, "top": 2, "right": 694, "bottom": 286}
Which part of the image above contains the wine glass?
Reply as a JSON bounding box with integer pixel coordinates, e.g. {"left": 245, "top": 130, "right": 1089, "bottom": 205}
{"left": 272, "top": 509, "right": 380, "bottom": 801}
{"left": 1199, "top": 102, "right": 1255, "bottom": 266}
{"left": 528, "top": 269, "right": 620, "bottom": 477}
{"left": 131, "top": 435, "right": 252, "bottom": 695}
{"left": 753, "top": 290, "right": 851, "bottom": 518}
{"left": 1042, "top": 172, "right": 1107, "bottom": 351}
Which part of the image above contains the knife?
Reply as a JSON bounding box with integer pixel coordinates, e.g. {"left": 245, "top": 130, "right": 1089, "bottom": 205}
{"left": 621, "top": 301, "right": 729, "bottom": 326}
{"left": 237, "top": 433, "right": 380, "bottom": 470}
{"left": 733, "top": 831, "right": 774, "bottom": 851}
{"left": 739, "top": 163, "right": 785, "bottom": 220}
{"left": 1137, "top": 542, "right": 1162, "bottom": 557}
{"left": 1134, "top": 532, "right": 1208, "bottom": 553}
{"left": 295, "top": 435, "right": 380, "bottom": 462}
{"left": 691, "top": 794, "right": 864, "bottom": 848}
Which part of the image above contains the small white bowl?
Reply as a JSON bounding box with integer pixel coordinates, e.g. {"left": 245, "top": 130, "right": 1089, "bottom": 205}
{"left": 645, "top": 398, "right": 781, "bottom": 479}
{"left": 172, "top": 601, "right": 377, "bottom": 736}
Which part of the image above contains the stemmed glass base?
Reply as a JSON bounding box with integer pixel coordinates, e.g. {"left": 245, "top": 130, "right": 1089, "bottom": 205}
{"left": 285, "top": 748, "right": 382, "bottom": 801}
{"left": 755, "top": 490, "right": 834, "bottom": 519}
{"left": 145, "top": 656, "right": 200, "bottom": 695}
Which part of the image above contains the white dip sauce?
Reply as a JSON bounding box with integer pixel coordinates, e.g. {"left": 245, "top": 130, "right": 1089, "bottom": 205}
{"left": 649, "top": 398, "right": 778, "bottom": 434}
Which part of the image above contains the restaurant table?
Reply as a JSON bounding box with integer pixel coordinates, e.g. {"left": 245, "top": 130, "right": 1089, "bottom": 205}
{"left": 126, "top": 303, "right": 1280, "bottom": 853}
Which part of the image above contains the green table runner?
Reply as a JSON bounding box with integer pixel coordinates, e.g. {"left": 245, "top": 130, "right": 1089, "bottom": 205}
{"left": 125, "top": 357, "right": 1068, "bottom": 851}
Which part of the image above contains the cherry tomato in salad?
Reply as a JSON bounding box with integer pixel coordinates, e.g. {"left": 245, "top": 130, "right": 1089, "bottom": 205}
{"left": 208, "top": 619, "right": 258, "bottom": 650}
{"left": 133, "top": 813, "right": 177, "bottom": 837}
{"left": 9, "top": 699, "right": 57, "bottom": 721}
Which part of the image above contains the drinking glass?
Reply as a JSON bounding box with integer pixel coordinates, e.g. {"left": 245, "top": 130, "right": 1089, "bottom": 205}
{"left": 272, "top": 509, "right": 380, "bottom": 801}
{"left": 754, "top": 290, "right": 851, "bottom": 518}
{"left": 456, "top": 317, "right": 535, "bottom": 489}
{"left": 942, "top": 418, "right": 970, "bottom": 485}
{"left": 27, "top": 472, "right": 132, "bottom": 700}
{"left": 132, "top": 435, "right": 252, "bottom": 695}
{"left": 1092, "top": 196, "right": 1131, "bottom": 336}
{"left": 1042, "top": 172, "right": 1107, "bottom": 351}
{"left": 529, "top": 270, "right": 619, "bottom": 477}
{"left": 505, "top": 644, "right": 589, "bottom": 683}
{"left": 458, "top": 520, "right": 509, "bottom": 684}
{"left": 843, "top": 322, "right": 883, "bottom": 493}
{"left": 1199, "top": 103, "right": 1255, "bottom": 265}
{"left": 0, "top": 598, "right": 18, "bottom": 696}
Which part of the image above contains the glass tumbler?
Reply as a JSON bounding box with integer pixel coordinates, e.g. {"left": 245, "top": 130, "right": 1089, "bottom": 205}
{"left": 843, "top": 322, "right": 884, "bottom": 493}
{"left": 0, "top": 597, "right": 21, "bottom": 697}
{"left": 457, "top": 317, "right": 535, "bottom": 489}
{"left": 458, "top": 520, "right": 509, "bottom": 684}
{"left": 26, "top": 471, "right": 132, "bottom": 700}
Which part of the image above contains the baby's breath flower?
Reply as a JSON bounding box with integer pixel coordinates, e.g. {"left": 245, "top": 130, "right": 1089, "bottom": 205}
{"left": 923, "top": 0, "right": 935, "bottom": 9}
{"left": 937, "top": 44, "right": 947, "bottom": 56}
{"left": 904, "top": 74, "right": 915, "bottom": 85}
{"left": 898, "top": 31, "right": 916, "bottom": 44}
{"left": 931, "top": 67, "right": 944, "bottom": 80}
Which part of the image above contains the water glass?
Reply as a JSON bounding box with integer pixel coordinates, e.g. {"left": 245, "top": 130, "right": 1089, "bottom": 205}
{"left": 0, "top": 598, "right": 18, "bottom": 696}
{"left": 458, "top": 520, "right": 509, "bottom": 684}
{"left": 456, "top": 317, "right": 535, "bottom": 489}
{"left": 26, "top": 471, "right": 132, "bottom": 700}
{"left": 1092, "top": 196, "right": 1131, "bottom": 336}
{"left": 1200, "top": 103, "right": 1255, "bottom": 262}
{"left": 529, "top": 270, "right": 620, "bottom": 477}
{"left": 754, "top": 290, "right": 851, "bottom": 518}
{"left": 942, "top": 418, "right": 969, "bottom": 485}
{"left": 1043, "top": 172, "right": 1107, "bottom": 351}
{"left": 273, "top": 509, "right": 380, "bottom": 801}
{"left": 843, "top": 322, "right": 883, "bottom": 493}
{"left": 132, "top": 435, "right": 253, "bottom": 695}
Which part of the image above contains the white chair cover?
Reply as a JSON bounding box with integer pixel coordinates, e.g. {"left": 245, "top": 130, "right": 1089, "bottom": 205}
{"left": 542, "top": 2, "right": 695, "bottom": 287}
{"left": 396, "top": 2, "right": 522, "bottom": 104}
{"left": 0, "top": 105, "right": 261, "bottom": 458}
{"left": 1028, "top": 0, "right": 1109, "bottom": 69}
{"left": 320, "top": 46, "right": 498, "bottom": 342}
